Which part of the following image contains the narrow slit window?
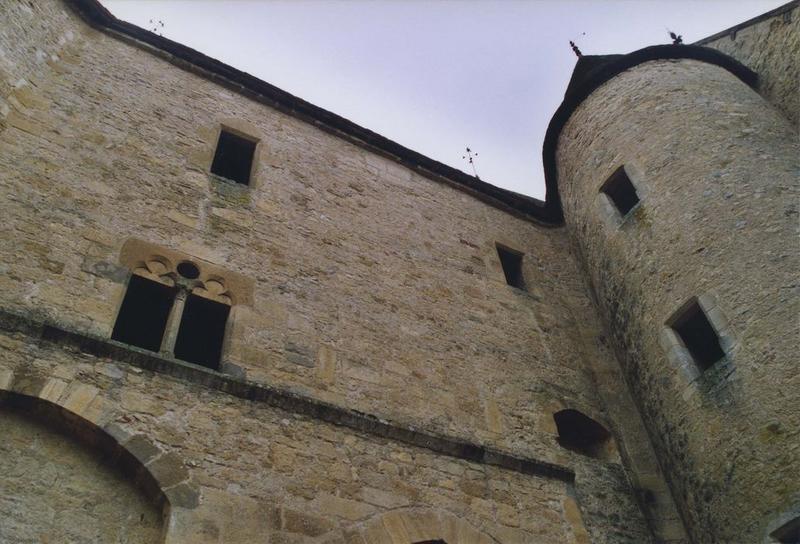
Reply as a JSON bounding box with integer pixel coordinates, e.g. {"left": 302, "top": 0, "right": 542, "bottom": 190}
{"left": 173, "top": 294, "right": 231, "bottom": 370}
{"left": 553, "top": 409, "right": 611, "bottom": 458}
{"left": 670, "top": 300, "right": 725, "bottom": 371}
{"left": 111, "top": 275, "right": 175, "bottom": 352}
{"left": 601, "top": 166, "right": 640, "bottom": 216}
{"left": 210, "top": 129, "right": 257, "bottom": 185}
{"left": 497, "top": 245, "right": 525, "bottom": 290}
{"left": 771, "top": 516, "right": 800, "bottom": 543}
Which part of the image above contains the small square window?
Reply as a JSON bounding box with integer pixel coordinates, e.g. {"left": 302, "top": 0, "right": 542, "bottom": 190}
{"left": 210, "top": 130, "right": 257, "bottom": 185}
{"left": 497, "top": 245, "right": 525, "bottom": 290}
{"left": 771, "top": 516, "right": 800, "bottom": 543}
{"left": 173, "top": 294, "right": 231, "bottom": 370}
{"left": 601, "top": 166, "right": 640, "bottom": 216}
{"left": 112, "top": 275, "right": 175, "bottom": 352}
{"left": 669, "top": 299, "right": 725, "bottom": 371}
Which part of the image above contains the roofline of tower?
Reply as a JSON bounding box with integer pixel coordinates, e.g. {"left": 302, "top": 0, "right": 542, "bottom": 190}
{"left": 694, "top": 0, "right": 798, "bottom": 46}
{"left": 61, "top": 1, "right": 763, "bottom": 227}
{"left": 64, "top": 0, "right": 558, "bottom": 226}
{"left": 542, "top": 44, "right": 758, "bottom": 223}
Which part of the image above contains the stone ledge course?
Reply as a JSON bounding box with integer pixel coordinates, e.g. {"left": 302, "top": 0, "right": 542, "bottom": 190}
{"left": 0, "top": 307, "right": 574, "bottom": 483}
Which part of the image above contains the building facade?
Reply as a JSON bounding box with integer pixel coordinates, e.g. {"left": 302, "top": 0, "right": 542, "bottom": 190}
{"left": 0, "top": 1, "right": 797, "bottom": 543}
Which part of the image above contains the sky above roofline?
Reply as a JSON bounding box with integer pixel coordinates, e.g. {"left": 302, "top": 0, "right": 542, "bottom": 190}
{"left": 102, "top": 0, "right": 786, "bottom": 198}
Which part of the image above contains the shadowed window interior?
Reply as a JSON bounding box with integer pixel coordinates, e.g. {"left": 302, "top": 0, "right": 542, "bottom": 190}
{"left": 771, "top": 516, "right": 800, "bottom": 543}
{"left": 553, "top": 409, "right": 611, "bottom": 458}
{"left": 497, "top": 244, "right": 525, "bottom": 290}
{"left": 112, "top": 275, "right": 175, "bottom": 352}
{"left": 173, "top": 294, "right": 231, "bottom": 370}
{"left": 671, "top": 300, "right": 725, "bottom": 371}
{"left": 210, "top": 129, "right": 257, "bottom": 185}
{"left": 601, "top": 166, "right": 640, "bottom": 216}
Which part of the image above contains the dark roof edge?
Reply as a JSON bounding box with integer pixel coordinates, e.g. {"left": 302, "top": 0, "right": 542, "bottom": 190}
{"left": 65, "top": 0, "right": 557, "bottom": 225}
{"left": 695, "top": 0, "right": 798, "bottom": 45}
{"left": 542, "top": 44, "right": 759, "bottom": 222}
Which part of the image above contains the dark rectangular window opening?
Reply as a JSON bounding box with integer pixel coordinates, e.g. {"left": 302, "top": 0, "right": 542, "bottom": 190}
{"left": 771, "top": 517, "right": 800, "bottom": 543}
{"left": 111, "top": 275, "right": 175, "bottom": 352}
{"left": 173, "top": 294, "right": 231, "bottom": 370}
{"left": 497, "top": 245, "right": 525, "bottom": 290}
{"left": 210, "top": 129, "right": 257, "bottom": 185}
{"left": 601, "top": 166, "right": 640, "bottom": 216}
{"left": 670, "top": 300, "right": 725, "bottom": 371}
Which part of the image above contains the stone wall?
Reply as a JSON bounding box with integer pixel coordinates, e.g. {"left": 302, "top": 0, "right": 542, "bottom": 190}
{"left": 557, "top": 58, "right": 800, "bottom": 543}
{"left": 698, "top": 1, "right": 800, "bottom": 128}
{"left": 0, "top": 0, "right": 651, "bottom": 468}
{"left": 0, "top": 328, "right": 657, "bottom": 544}
{"left": 0, "top": 0, "right": 670, "bottom": 542}
{"left": 0, "top": 0, "right": 603, "bottom": 459}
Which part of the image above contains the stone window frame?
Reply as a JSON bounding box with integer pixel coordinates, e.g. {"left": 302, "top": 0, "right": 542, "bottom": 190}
{"left": 211, "top": 127, "right": 260, "bottom": 186}
{"left": 113, "top": 238, "right": 253, "bottom": 373}
{"left": 191, "top": 118, "right": 265, "bottom": 190}
{"left": 495, "top": 242, "right": 526, "bottom": 291}
{"left": 765, "top": 506, "right": 800, "bottom": 543}
{"left": 597, "top": 162, "right": 648, "bottom": 228}
{"left": 660, "top": 293, "right": 736, "bottom": 382}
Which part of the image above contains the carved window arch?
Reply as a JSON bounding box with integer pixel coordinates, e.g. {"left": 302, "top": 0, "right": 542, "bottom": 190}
{"left": 112, "top": 239, "right": 253, "bottom": 370}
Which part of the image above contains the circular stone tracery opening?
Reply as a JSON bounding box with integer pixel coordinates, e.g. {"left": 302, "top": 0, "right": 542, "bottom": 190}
{"left": 176, "top": 261, "right": 200, "bottom": 279}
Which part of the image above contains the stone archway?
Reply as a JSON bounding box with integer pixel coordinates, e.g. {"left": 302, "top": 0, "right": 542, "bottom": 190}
{"left": 0, "top": 367, "right": 200, "bottom": 544}
{"left": 0, "top": 400, "right": 163, "bottom": 543}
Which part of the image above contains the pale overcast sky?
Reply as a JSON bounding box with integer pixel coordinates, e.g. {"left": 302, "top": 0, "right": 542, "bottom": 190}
{"left": 102, "top": 0, "right": 785, "bottom": 199}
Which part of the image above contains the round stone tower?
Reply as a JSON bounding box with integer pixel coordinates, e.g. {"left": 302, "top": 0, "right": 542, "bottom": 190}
{"left": 548, "top": 46, "right": 800, "bottom": 543}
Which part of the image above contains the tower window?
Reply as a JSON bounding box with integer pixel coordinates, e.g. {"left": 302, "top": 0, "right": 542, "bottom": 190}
{"left": 553, "top": 409, "right": 611, "bottom": 458}
{"left": 497, "top": 245, "right": 525, "bottom": 290}
{"left": 771, "top": 516, "right": 800, "bottom": 543}
{"left": 600, "top": 166, "right": 640, "bottom": 216}
{"left": 210, "top": 129, "right": 257, "bottom": 185}
{"left": 173, "top": 294, "right": 230, "bottom": 370}
{"left": 669, "top": 300, "right": 725, "bottom": 371}
{"left": 111, "top": 275, "right": 175, "bottom": 352}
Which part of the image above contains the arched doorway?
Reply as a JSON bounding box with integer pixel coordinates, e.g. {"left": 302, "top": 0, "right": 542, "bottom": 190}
{"left": 0, "top": 394, "right": 164, "bottom": 543}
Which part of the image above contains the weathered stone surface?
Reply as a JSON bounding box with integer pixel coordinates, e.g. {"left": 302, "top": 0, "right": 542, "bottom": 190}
{"left": 1, "top": 0, "right": 795, "bottom": 542}
{"left": 698, "top": 2, "right": 800, "bottom": 128}
{"left": 558, "top": 57, "right": 799, "bottom": 543}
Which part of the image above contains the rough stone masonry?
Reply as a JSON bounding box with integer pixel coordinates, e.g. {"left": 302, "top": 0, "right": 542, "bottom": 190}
{"left": 0, "top": 0, "right": 797, "bottom": 543}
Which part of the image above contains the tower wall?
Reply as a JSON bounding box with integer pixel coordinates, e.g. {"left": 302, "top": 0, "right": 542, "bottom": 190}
{"left": 557, "top": 57, "right": 800, "bottom": 542}
{"left": 698, "top": 0, "right": 800, "bottom": 129}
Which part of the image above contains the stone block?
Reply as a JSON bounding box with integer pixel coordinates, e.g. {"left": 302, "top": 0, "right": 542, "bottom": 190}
{"left": 122, "top": 434, "right": 162, "bottom": 466}
{"left": 10, "top": 373, "right": 46, "bottom": 397}
{"left": 164, "top": 482, "right": 200, "bottom": 509}
{"left": 146, "top": 451, "right": 190, "bottom": 489}
{"left": 0, "top": 368, "right": 14, "bottom": 391}
{"left": 61, "top": 383, "right": 100, "bottom": 416}
{"left": 285, "top": 341, "right": 315, "bottom": 368}
{"left": 315, "top": 493, "right": 376, "bottom": 521}
{"left": 282, "top": 507, "right": 334, "bottom": 537}
{"left": 317, "top": 344, "right": 337, "bottom": 384}
{"left": 483, "top": 397, "right": 504, "bottom": 434}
